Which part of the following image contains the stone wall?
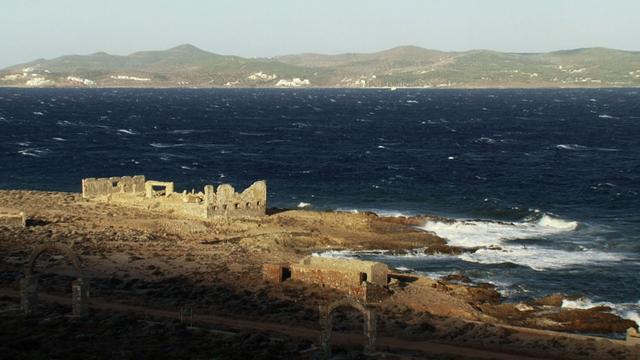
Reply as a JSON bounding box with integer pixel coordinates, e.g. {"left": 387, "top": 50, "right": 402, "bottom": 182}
{"left": 0, "top": 208, "right": 26, "bottom": 228}
{"left": 82, "top": 175, "right": 146, "bottom": 198}
{"left": 205, "top": 180, "right": 267, "bottom": 217}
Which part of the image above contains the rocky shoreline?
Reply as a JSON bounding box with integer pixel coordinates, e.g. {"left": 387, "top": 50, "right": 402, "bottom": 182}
{"left": 0, "top": 190, "right": 637, "bottom": 359}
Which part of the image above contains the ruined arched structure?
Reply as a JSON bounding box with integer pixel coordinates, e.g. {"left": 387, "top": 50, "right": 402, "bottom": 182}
{"left": 319, "top": 298, "right": 377, "bottom": 357}
{"left": 21, "top": 243, "right": 89, "bottom": 317}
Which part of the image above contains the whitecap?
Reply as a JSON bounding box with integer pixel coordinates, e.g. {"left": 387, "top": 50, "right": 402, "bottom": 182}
{"left": 556, "top": 144, "right": 620, "bottom": 152}
{"left": 598, "top": 114, "right": 615, "bottom": 119}
{"left": 52, "top": 137, "right": 66, "bottom": 141}
{"left": 32, "top": 111, "right": 44, "bottom": 116}
{"left": 556, "top": 144, "right": 588, "bottom": 151}
{"left": 150, "top": 143, "right": 185, "bottom": 148}
{"left": 18, "top": 148, "right": 51, "bottom": 157}
{"left": 297, "top": 202, "right": 311, "bottom": 208}
{"left": 475, "top": 137, "right": 497, "bottom": 144}
{"left": 237, "top": 131, "right": 266, "bottom": 136}
{"left": 117, "top": 129, "right": 137, "bottom": 135}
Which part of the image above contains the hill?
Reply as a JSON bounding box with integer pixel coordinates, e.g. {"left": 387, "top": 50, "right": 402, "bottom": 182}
{"left": 2, "top": 44, "right": 639, "bottom": 88}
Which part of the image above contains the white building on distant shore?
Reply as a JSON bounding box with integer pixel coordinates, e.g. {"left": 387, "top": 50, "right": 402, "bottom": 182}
{"left": 275, "top": 78, "right": 310, "bottom": 87}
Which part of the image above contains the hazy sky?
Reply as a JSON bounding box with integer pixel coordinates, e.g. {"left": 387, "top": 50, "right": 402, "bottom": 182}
{"left": 1, "top": 0, "right": 639, "bottom": 68}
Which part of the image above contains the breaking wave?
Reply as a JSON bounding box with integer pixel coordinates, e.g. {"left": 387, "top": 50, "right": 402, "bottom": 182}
{"left": 458, "top": 247, "right": 626, "bottom": 271}
{"left": 562, "top": 297, "right": 640, "bottom": 327}
{"left": 419, "top": 214, "right": 578, "bottom": 248}
{"left": 418, "top": 214, "right": 626, "bottom": 270}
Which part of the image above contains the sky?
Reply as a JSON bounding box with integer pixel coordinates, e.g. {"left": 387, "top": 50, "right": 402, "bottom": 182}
{"left": 1, "top": 0, "right": 639, "bottom": 68}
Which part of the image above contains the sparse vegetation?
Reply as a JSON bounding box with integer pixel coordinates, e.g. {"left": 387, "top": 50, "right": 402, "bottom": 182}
{"left": 1, "top": 44, "right": 639, "bottom": 88}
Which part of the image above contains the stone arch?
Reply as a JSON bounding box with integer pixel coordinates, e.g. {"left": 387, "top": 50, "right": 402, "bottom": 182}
{"left": 21, "top": 243, "right": 89, "bottom": 317}
{"left": 25, "top": 243, "right": 83, "bottom": 279}
{"left": 319, "top": 298, "right": 377, "bottom": 357}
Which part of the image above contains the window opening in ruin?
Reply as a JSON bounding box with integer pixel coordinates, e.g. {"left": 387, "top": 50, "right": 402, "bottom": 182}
{"left": 256, "top": 201, "right": 261, "bottom": 206}
{"left": 246, "top": 202, "right": 250, "bottom": 208}
{"left": 281, "top": 267, "right": 291, "bottom": 281}
{"left": 151, "top": 185, "right": 167, "bottom": 196}
{"left": 223, "top": 204, "right": 227, "bottom": 210}
{"left": 235, "top": 203, "right": 239, "bottom": 209}
{"left": 111, "top": 181, "right": 119, "bottom": 188}
{"left": 359, "top": 272, "right": 368, "bottom": 283}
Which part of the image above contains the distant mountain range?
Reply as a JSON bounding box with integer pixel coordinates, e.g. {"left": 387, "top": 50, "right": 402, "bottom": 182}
{"left": 2, "top": 44, "right": 640, "bottom": 88}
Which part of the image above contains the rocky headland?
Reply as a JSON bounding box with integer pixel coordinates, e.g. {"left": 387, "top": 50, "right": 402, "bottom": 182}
{"left": 0, "top": 190, "right": 637, "bottom": 359}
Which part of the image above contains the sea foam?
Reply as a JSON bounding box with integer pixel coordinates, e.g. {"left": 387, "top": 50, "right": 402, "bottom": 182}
{"left": 458, "top": 247, "right": 625, "bottom": 271}
{"left": 418, "top": 215, "right": 627, "bottom": 270}
{"left": 562, "top": 298, "right": 640, "bottom": 327}
{"left": 419, "top": 214, "right": 578, "bottom": 248}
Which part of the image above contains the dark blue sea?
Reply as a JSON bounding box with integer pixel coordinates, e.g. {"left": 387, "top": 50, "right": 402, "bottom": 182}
{"left": 1, "top": 88, "right": 639, "bottom": 329}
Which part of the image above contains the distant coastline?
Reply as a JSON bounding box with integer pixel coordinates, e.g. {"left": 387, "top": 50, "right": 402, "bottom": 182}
{"left": 1, "top": 85, "right": 639, "bottom": 90}
{"left": 1, "top": 44, "right": 639, "bottom": 89}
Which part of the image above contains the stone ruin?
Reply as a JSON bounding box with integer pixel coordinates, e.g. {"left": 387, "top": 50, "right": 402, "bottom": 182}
{"left": 0, "top": 207, "right": 26, "bottom": 228}
{"left": 319, "top": 298, "right": 377, "bottom": 357}
{"left": 81, "top": 175, "right": 267, "bottom": 219}
{"left": 21, "top": 243, "right": 89, "bottom": 317}
{"left": 262, "top": 256, "right": 389, "bottom": 303}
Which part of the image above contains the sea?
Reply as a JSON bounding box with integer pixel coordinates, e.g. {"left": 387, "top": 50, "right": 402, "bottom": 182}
{"left": 1, "top": 87, "right": 639, "bottom": 330}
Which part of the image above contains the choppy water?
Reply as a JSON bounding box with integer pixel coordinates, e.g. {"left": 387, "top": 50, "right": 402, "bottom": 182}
{"left": 1, "top": 88, "right": 639, "bottom": 328}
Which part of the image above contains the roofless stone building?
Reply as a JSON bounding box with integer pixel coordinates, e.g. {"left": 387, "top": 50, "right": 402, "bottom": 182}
{"left": 82, "top": 175, "right": 267, "bottom": 218}
{"left": 263, "top": 256, "right": 390, "bottom": 302}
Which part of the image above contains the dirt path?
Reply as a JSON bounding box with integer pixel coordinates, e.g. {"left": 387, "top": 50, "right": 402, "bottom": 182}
{"left": 0, "top": 288, "right": 549, "bottom": 360}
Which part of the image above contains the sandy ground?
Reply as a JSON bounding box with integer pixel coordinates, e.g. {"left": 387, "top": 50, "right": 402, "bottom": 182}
{"left": 0, "top": 190, "right": 638, "bottom": 359}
